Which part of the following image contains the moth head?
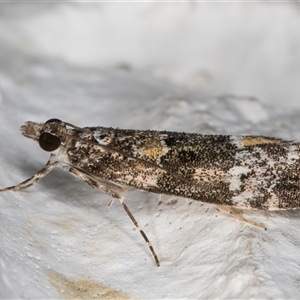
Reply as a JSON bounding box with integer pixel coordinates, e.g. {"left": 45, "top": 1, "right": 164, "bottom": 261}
{"left": 21, "top": 118, "right": 65, "bottom": 152}
{"left": 38, "top": 119, "right": 62, "bottom": 152}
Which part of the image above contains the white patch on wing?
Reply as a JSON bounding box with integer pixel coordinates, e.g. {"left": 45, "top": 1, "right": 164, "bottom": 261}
{"left": 230, "top": 136, "right": 244, "bottom": 148}
{"left": 264, "top": 194, "right": 280, "bottom": 210}
{"left": 93, "top": 131, "right": 113, "bottom": 145}
{"left": 160, "top": 138, "right": 171, "bottom": 153}
{"left": 228, "top": 166, "right": 250, "bottom": 191}
{"left": 287, "top": 145, "right": 299, "bottom": 163}
{"left": 231, "top": 191, "right": 256, "bottom": 208}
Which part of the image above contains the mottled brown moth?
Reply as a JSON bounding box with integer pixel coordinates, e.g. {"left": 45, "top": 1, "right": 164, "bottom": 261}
{"left": 1, "top": 119, "right": 300, "bottom": 266}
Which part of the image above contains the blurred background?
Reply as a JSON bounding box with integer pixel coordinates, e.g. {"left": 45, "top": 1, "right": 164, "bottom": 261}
{"left": 1, "top": 2, "right": 300, "bottom": 107}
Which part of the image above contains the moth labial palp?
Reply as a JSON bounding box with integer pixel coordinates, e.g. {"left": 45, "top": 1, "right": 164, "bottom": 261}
{"left": 1, "top": 118, "right": 300, "bottom": 266}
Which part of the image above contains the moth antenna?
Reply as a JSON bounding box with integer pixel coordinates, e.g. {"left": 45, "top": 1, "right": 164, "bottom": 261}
{"left": 119, "top": 198, "right": 160, "bottom": 267}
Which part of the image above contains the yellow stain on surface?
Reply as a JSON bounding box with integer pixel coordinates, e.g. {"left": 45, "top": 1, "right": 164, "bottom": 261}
{"left": 27, "top": 215, "right": 76, "bottom": 235}
{"left": 241, "top": 136, "right": 279, "bottom": 146}
{"left": 45, "top": 269, "right": 131, "bottom": 300}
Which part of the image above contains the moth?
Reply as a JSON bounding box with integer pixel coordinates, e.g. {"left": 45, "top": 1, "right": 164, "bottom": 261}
{"left": 1, "top": 118, "right": 300, "bottom": 266}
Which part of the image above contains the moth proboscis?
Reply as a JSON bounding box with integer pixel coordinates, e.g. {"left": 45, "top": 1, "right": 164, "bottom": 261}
{"left": 1, "top": 118, "right": 300, "bottom": 266}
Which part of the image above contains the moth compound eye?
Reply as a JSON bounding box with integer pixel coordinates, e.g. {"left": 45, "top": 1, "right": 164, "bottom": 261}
{"left": 39, "top": 132, "right": 61, "bottom": 152}
{"left": 45, "top": 118, "right": 62, "bottom": 125}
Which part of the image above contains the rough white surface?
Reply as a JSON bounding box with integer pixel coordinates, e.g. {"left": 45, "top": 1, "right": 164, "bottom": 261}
{"left": 0, "top": 3, "right": 300, "bottom": 299}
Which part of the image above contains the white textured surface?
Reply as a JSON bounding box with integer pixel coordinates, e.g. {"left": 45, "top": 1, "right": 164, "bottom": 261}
{"left": 1, "top": 3, "right": 300, "bottom": 299}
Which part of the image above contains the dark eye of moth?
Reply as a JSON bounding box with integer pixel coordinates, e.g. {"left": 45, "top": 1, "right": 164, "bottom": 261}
{"left": 39, "top": 132, "right": 61, "bottom": 152}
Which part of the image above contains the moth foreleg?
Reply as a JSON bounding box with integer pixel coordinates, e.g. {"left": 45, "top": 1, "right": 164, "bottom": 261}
{"left": 0, "top": 158, "right": 62, "bottom": 193}
{"left": 67, "top": 167, "right": 128, "bottom": 199}
{"left": 215, "top": 205, "right": 267, "bottom": 231}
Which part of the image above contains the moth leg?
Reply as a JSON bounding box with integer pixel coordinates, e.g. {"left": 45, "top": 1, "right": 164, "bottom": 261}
{"left": 215, "top": 205, "right": 267, "bottom": 231}
{"left": 67, "top": 167, "right": 160, "bottom": 266}
{"left": 0, "top": 157, "right": 62, "bottom": 192}
{"left": 119, "top": 198, "right": 160, "bottom": 267}
{"left": 67, "top": 167, "right": 129, "bottom": 199}
{"left": 107, "top": 199, "right": 115, "bottom": 208}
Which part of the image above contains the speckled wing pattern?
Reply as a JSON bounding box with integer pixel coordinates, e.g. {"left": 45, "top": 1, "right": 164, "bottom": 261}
{"left": 63, "top": 126, "right": 300, "bottom": 211}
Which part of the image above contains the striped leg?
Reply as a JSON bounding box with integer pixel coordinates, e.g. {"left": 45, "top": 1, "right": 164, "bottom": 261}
{"left": 119, "top": 198, "right": 160, "bottom": 267}
{"left": 0, "top": 158, "right": 62, "bottom": 192}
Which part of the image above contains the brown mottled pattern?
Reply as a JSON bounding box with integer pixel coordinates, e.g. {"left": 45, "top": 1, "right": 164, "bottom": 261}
{"left": 60, "top": 127, "right": 300, "bottom": 210}
{"left": 20, "top": 121, "right": 300, "bottom": 210}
